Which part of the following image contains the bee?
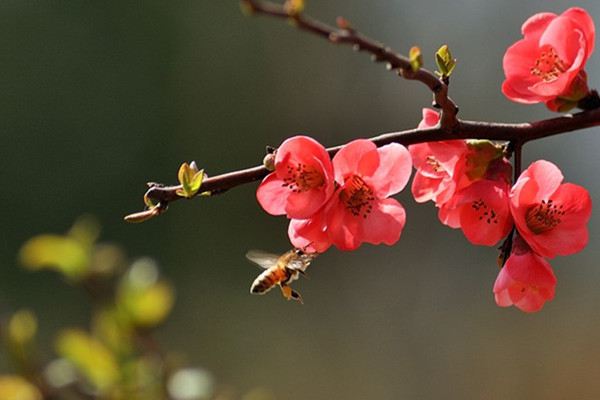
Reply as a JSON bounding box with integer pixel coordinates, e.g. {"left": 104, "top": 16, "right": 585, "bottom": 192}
{"left": 245, "top": 248, "right": 317, "bottom": 304}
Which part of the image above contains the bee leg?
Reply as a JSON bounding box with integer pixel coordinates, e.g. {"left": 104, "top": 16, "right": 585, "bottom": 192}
{"left": 290, "top": 289, "right": 304, "bottom": 304}
{"left": 298, "top": 270, "right": 309, "bottom": 279}
{"left": 280, "top": 284, "right": 303, "bottom": 304}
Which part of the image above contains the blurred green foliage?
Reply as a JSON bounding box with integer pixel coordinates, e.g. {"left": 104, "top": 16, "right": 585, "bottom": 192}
{"left": 1, "top": 217, "right": 272, "bottom": 400}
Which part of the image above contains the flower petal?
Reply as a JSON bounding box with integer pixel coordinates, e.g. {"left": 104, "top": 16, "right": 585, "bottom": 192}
{"left": 511, "top": 160, "right": 563, "bottom": 207}
{"left": 522, "top": 12, "right": 556, "bottom": 37}
{"left": 493, "top": 247, "right": 556, "bottom": 313}
{"left": 360, "top": 198, "right": 406, "bottom": 246}
{"left": 525, "top": 183, "right": 591, "bottom": 258}
{"left": 457, "top": 180, "right": 513, "bottom": 246}
{"left": 333, "top": 139, "right": 378, "bottom": 183}
{"left": 539, "top": 16, "right": 581, "bottom": 63}
{"left": 288, "top": 213, "right": 332, "bottom": 253}
{"left": 562, "top": 7, "right": 595, "bottom": 57}
{"left": 326, "top": 197, "right": 362, "bottom": 251}
{"left": 285, "top": 188, "right": 328, "bottom": 219}
{"left": 367, "top": 144, "right": 412, "bottom": 198}
{"left": 275, "top": 135, "right": 332, "bottom": 176}
{"left": 417, "top": 108, "right": 440, "bottom": 129}
{"left": 256, "top": 173, "right": 289, "bottom": 216}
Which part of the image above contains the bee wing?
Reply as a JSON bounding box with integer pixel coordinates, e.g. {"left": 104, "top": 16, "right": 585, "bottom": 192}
{"left": 245, "top": 250, "right": 279, "bottom": 269}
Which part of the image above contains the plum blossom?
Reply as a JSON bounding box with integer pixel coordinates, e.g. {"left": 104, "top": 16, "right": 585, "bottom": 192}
{"left": 493, "top": 235, "right": 557, "bottom": 313}
{"left": 288, "top": 209, "right": 332, "bottom": 253}
{"left": 445, "top": 180, "right": 514, "bottom": 246}
{"left": 257, "top": 135, "right": 335, "bottom": 219}
{"left": 409, "top": 109, "right": 468, "bottom": 205}
{"left": 289, "top": 139, "right": 412, "bottom": 251}
{"left": 510, "top": 160, "right": 592, "bottom": 258}
{"left": 502, "top": 7, "right": 595, "bottom": 110}
{"left": 325, "top": 140, "right": 412, "bottom": 250}
{"left": 410, "top": 109, "right": 514, "bottom": 245}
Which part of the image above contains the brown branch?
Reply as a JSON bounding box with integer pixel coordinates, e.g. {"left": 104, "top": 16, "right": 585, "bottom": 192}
{"left": 241, "top": 0, "right": 459, "bottom": 129}
{"left": 139, "top": 108, "right": 600, "bottom": 209}
{"left": 124, "top": 0, "right": 600, "bottom": 220}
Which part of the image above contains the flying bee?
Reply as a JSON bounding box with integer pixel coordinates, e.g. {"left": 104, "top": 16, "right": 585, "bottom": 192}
{"left": 245, "top": 248, "right": 317, "bottom": 304}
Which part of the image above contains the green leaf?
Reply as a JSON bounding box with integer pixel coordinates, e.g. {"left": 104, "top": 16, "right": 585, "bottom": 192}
{"left": 67, "top": 215, "right": 100, "bottom": 248}
{"left": 117, "top": 259, "right": 175, "bottom": 328}
{"left": 176, "top": 162, "right": 205, "bottom": 198}
{"left": 56, "top": 329, "right": 119, "bottom": 393}
{"left": 8, "top": 310, "right": 37, "bottom": 346}
{"left": 465, "top": 140, "right": 505, "bottom": 181}
{"left": 19, "top": 217, "right": 103, "bottom": 279}
{"left": 435, "top": 45, "right": 456, "bottom": 78}
{"left": 19, "top": 234, "right": 90, "bottom": 279}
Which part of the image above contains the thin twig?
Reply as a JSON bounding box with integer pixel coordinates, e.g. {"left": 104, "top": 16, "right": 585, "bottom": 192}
{"left": 242, "top": 0, "right": 459, "bottom": 129}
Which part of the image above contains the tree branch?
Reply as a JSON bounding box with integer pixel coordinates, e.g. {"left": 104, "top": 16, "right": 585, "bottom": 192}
{"left": 124, "top": 1, "right": 600, "bottom": 221}
{"left": 136, "top": 108, "right": 600, "bottom": 211}
{"left": 241, "top": 0, "right": 459, "bottom": 129}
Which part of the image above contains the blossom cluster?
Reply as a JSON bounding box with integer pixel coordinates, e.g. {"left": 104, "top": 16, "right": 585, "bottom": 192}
{"left": 255, "top": 7, "right": 596, "bottom": 313}
{"left": 257, "top": 136, "right": 412, "bottom": 252}
{"left": 411, "top": 109, "right": 592, "bottom": 312}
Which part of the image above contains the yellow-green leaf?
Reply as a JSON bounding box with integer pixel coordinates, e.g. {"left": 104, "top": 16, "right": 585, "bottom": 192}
{"left": 55, "top": 329, "right": 119, "bottom": 393}
{"left": 92, "top": 307, "right": 133, "bottom": 355}
{"left": 409, "top": 46, "right": 423, "bottom": 72}
{"left": 119, "top": 281, "right": 175, "bottom": 328}
{"left": 465, "top": 140, "right": 505, "bottom": 181}
{"left": 435, "top": 44, "right": 457, "bottom": 78}
{"left": 176, "top": 162, "right": 205, "bottom": 198}
{"left": 0, "top": 375, "right": 42, "bottom": 400}
{"left": 117, "top": 259, "right": 175, "bottom": 327}
{"left": 19, "top": 235, "right": 89, "bottom": 279}
{"left": 67, "top": 215, "right": 100, "bottom": 248}
{"left": 8, "top": 310, "right": 37, "bottom": 346}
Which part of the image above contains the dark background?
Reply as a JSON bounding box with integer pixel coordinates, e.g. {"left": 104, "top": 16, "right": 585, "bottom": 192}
{"left": 2, "top": 1, "right": 600, "bottom": 399}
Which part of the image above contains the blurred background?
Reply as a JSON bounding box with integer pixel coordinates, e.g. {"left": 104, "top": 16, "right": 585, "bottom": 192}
{"left": 2, "top": 1, "right": 600, "bottom": 399}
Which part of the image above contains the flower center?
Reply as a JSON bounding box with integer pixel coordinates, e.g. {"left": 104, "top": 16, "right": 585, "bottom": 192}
{"left": 530, "top": 47, "right": 566, "bottom": 82}
{"left": 525, "top": 199, "right": 565, "bottom": 234}
{"left": 282, "top": 163, "right": 325, "bottom": 192}
{"left": 425, "top": 156, "right": 443, "bottom": 173}
{"left": 340, "top": 175, "right": 375, "bottom": 218}
{"left": 471, "top": 199, "right": 499, "bottom": 224}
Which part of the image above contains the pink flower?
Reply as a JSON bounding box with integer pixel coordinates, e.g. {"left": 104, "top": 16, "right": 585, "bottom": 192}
{"left": 437, "top": 155, "right": 513, "bottom": 240}
{"left": 510, "top": 160, "right": 592, "bottom": 258}
{"left": 409, "top": 109, "right": 468, "bottom": 205}
{"left": 288, "top": 209, "right": 332, "bottom": 253}
{"left": 257, "top": 135, "right": 334, "bottom": 219}
{"left": 290, "top": 139, "right": 412, "bottom": 251}
{"left": 493, "top": 235, "right": 557, "bottom": 313}
{"left": 502, "top": 8, "right": 595, "bottom": 108}
{"left": 327, "top": 140, "right": 411, "bottom": 250}
{"left": 444, "top": 180, "right": 514, "bottom": 246}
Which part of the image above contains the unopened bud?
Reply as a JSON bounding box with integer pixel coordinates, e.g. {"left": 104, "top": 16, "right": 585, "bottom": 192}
{"left": 284, "top": 0, "right": 305, "bottom": 16}
{"left": 124, "top": 207, "right": 160, "bottom": 223}
{"left": 263, "top": 153, "right": 276, "bottom": 171}
{"left": 336, "top": 17, "right": 351, "bottom": 30}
